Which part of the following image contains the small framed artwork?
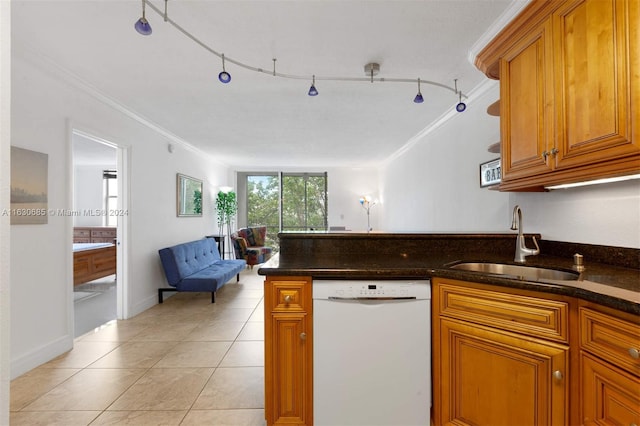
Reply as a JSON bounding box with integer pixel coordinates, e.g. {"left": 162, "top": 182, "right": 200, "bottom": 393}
{"left": 480, "top": 158, "right": 501, "bottom": 188}
{"left": 176, "top": 173, "right": 203, "bottom": 217}
{"left": 10, "top": 146, "right": 48, "bottom": 225}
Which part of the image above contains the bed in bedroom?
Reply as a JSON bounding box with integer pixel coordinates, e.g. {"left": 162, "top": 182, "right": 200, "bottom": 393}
{"left": 73, "top": 242, "right": 116, "bottom": 286}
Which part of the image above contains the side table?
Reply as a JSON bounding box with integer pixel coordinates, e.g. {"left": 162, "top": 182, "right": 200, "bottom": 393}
{"left": 205, "top": 234, "right": 225, "bottom": 259}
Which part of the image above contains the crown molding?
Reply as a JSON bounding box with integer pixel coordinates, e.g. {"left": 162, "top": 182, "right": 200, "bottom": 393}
{"left": 383, "top": 78, "right": 498, "bottom": 167}
{"left": 467, "top": 0, "right": 532, "bottom": 66}
{"left": 12, "top": 41, "right": 226, "bottom": 166}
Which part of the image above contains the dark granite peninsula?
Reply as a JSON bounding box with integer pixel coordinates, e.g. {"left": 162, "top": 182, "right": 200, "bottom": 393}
{"left": 259, "top": 232, "right": 640, "bottom": 314}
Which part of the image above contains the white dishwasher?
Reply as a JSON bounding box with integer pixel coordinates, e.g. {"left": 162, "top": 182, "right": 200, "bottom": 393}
{"left": 313, "top": 280, "right": 431, "bottom": 426}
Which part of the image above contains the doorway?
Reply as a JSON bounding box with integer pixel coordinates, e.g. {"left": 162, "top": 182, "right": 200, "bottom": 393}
{"left": 71, "top": 130, "right": 127, "bottom": 337}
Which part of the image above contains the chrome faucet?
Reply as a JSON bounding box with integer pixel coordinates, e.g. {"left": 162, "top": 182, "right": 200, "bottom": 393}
{"left": 510, "top": 205, "right": 540, "bottom": 263}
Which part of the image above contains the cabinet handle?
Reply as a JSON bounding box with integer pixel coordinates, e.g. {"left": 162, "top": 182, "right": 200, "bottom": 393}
{"left": 542, "top": 151, "right": 549, "bottom": 161}
{"left": 550, "top": 148, "right": 558, "bottom": 156}
{"left": 300, "top": 332, "right": 307, "bottom": 341}
{"left": 629, "top": 348, "right": 640, "bottom": 359}
{"left": 283, "top": 295, "right": 292, "bottom": 303}
{"left": 553, "top": 370, "right": 563, "bottom": 381}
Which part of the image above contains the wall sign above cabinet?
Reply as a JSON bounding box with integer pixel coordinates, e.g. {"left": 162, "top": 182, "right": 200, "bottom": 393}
{"left": 480, "top": 158, "right": 501, "bottom": 188}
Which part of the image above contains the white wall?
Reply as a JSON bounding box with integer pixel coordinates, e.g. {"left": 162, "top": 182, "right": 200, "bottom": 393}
{"left": 511, "top": 180, "right": 640, "bottom": 247}
{"left": 0, "top": 0, "right": 11, "bottom": 421}
{"left": 327, "top": 167, "right": 379, "bottom": 232}
{"left": 380, "top": 82, "right": 509, "bottom": 232}
{"left": 73, "top": 164, "right": 113, "bottom": 227}
{"left": 9, "top": 49, "right": 231, "bottom": 378}
{"left": 380, "top": 81, "right": 640, "bottom": 249}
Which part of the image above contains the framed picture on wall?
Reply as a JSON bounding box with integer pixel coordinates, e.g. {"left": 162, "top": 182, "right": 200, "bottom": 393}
{"left": 177, "top": 173, "right": 203, "bottom": 217}
{"left": 10, "top": 146, "right": 48, "bottom": 225}
{"left": 480, "top": 158, "right": 501, "bottom": 188}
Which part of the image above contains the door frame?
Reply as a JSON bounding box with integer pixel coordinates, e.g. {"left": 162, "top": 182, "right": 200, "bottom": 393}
{"left": 70, "top": 127, "right": 130, "bottom": 322}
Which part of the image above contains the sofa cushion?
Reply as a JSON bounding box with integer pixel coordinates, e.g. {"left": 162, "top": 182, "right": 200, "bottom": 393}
{"left": 177, "top": 259, "right": 247, "bottom": 292}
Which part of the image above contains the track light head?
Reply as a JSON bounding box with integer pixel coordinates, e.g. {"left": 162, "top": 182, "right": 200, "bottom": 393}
{"left": 308, "top": 75, "right": 318, "bottom": 96}
{"left": 135, "top": 17, "right": 152, "bottom": 35}
{"left": 218, "top": 54, "right": 231, "bottom": 83}
{"left": 218, "top": 71, "right": 231, "bottom": 83}
{"left": 414, "top": 78, "right": 424, "bottom": 103}
{"left": 454, "top": 79, "right": 466, "bottom": 112}
{"left": 134, "top": 0, "right": 152, "bottom": 35}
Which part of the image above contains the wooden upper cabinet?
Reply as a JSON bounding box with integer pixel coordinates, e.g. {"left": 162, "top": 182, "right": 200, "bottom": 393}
{"left": 477, "top": 0, "right": 640, "bottom": 191}
{"left": 552, "top": 0, "right": 637, "bottom": 169}
{"left": 501, "top": 19, "right": 555, "bottom": 182}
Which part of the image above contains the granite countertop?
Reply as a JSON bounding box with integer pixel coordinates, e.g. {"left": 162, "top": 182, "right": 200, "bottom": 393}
{"left": 258, "top": 233, "right": 640, "bottom": 315}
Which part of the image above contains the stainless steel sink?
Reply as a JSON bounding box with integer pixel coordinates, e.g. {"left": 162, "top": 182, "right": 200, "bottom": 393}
{"left": 450, "top": 262, "right": 580, "bottom": 281}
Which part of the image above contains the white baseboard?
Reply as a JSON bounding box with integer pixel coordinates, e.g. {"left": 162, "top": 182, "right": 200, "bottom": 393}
{"left": 10, "top": 334, "right": 73, "bottom": 380}
{"left": 127, "top": 292, "right": 159, "bottom": 319}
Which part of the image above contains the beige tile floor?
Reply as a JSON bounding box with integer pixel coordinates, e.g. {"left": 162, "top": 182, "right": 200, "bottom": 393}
{"left": 10, "top": 268, "right": 267, "bottom": 425}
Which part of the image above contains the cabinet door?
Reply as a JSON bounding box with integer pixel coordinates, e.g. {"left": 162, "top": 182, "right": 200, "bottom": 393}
{"left": 264, "top": 276, "right": 312, "bottom": 426}
{"left": 500, "top": 19, "right": 555, "bottom": 182}
{"left": 439, "top": 318, "right": 568, "bottom": 425}
{"left": 581, "top": 352, "right": 640, "bottom": 425}
{"left": 553, "top": 0, "right": 639, "bottom": 169}
{"left": 265, "top": 313, "right": 312, "bottom": 425}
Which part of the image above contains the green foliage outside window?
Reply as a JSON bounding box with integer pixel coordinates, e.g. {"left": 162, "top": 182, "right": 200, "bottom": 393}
{"left": 246, "top": 173, "right": 327, "bottom": 251}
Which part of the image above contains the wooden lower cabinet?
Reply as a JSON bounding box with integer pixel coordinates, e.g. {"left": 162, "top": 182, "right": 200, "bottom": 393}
{"left": 433, "top": 278, "right": 571, "bottom": 425}
{"left": 579, "top": 301, "right": 640, "bottom": 425}
{"left": 581, "top": 352, "right": 640, "bottom": 425}
{"left": 264, "top": 276, "right": 313, "bottom": 426}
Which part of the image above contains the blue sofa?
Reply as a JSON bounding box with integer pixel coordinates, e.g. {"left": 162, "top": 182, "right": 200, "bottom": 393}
{"left": 158, "top": 238, "right": 246, "bottom": 303}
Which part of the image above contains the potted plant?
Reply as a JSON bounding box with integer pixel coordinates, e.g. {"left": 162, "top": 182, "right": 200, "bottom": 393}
{"left": 215, "top": 189, "right": 237, "bottom": 258}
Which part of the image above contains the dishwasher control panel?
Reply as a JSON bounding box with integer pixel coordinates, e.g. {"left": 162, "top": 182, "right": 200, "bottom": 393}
{"left": 313, "top": 280, "right": 431, "bottom": 300}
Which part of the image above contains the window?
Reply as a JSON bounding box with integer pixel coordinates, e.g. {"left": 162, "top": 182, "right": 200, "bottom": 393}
{"left": 241, "top": 172, "right": 328, "bottom": 250}
{"left": 103, "top": 169, "right": 117, "bottom": 227}
{"left": 247, "top": 174, "right": 280, "bottom": 248}
{"left": 281, "top": 173, "right": 327, "bottom": 232}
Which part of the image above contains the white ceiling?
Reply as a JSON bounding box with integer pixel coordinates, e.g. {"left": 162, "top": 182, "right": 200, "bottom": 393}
{"left": 73, "top": 133, "right": 117, "bottom": 167}
{"left": 12, "top": 0, "right": 525, "bottom": 169}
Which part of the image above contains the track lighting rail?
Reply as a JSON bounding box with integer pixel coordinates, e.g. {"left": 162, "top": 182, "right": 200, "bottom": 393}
{"left": 140, "top": 0, "right": 468, "bottom": 108}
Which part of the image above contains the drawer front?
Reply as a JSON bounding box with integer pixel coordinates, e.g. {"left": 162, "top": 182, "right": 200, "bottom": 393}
{"left": 92, "top": 251, "right": 116, "bottom": 274}
{"left": 91, "top": 228, "right": 116, "bottom": 238}
{"left": 74, "top": 228, "right": 91, "bottom": 237}
{"left": 580, "top": 307, "right": 640, "bottom": 374}
{"left": 270, "top": 281, "right": 308, "bottom": 312}
{"left": 438, "top": 281, "right": 569, "bottom": 343}
{"left": 74, "top": 256, "right": 90, "bottom": 275}
{"left": 91, "top": 237, "right": 116, "bottom": 243}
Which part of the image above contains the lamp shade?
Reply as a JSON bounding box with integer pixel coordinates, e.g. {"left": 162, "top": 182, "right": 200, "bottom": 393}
{"left": 134, "top": 17, "right": 152, "bottom": 35}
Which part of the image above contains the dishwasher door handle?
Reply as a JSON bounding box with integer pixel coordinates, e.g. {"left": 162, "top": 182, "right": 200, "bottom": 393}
{"left": 328, "top": 296, "right": 417, "bottom": 301}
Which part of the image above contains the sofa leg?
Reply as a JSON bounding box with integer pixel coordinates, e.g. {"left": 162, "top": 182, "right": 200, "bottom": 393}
{"left": 237, "top": 273, "right": 240, "bottom": 282}
{"left": 211, "top": 292, "right": 215, "bottom": 303}
{"left": 158, "top": 288, "right": 176, "bottom": 304}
